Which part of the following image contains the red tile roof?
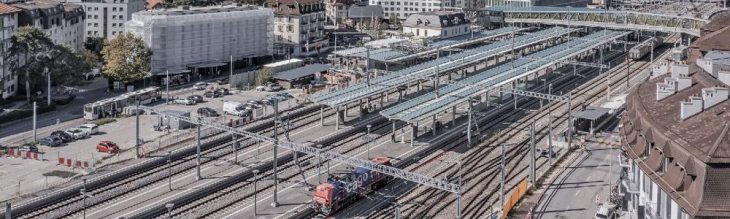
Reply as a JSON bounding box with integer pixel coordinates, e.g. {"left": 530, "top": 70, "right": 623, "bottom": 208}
{"left": 0, "top": 3, "right": 21, "bottom": 15}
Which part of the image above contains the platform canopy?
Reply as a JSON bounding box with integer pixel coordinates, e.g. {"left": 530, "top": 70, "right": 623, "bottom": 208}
{"left": 380, "top": 30, "right": 630, "bottom": 123}
{"left": 311, "top": 27, "right": 576, "bottom": 108}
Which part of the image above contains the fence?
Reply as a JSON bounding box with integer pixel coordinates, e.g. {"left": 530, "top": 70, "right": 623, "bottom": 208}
{"left": 503, "top": 177, "right": 529, "bottom": 219}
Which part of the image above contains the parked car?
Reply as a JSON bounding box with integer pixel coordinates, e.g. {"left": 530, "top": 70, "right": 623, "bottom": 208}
{"left": 216, "top": 88, "right": 230, "bottom": 95}
{"left": 216, "top": 78, "right": 228, "bottom": 85}
{"left": 78, "top": 124, "right": 99, "bottom": 135}
{"left": 18, "top": 145, "right": 39, "bottom": 153}
{"left": 173, "top": 97, "right": 196, "bottom": 105}
{"left": 247, "top": 100, "right": 262, "bottom": 105}
{"left": 96, "top": 141, "right": 119, "bottom": 153}
{"left": 188, "top": 95, "right": 204, "bottom": 103}
{"left": 39, "top": 136, "right": 63, "bottom": 147}
{"left": 64, "top": 128, "right": 90, "bottom": 139}
{"left": 204, "top": 91, "right": 222, "bottom": 98}
{"left": 197, "top": 107, "right": 219, "bottom": 117}
{"left": 193, "top": 82, "right": 209, "bottom": 90}
{"left": 50, "top": 130, "right": 73, "bottom": 142}
{"left": 256, "top": 83, "right": 282, "bottom": 92}
{"left": 223, "top": 101, "right": 249, "bottom": 116}
{"left": 594, "top": 204, "right": 616, "bottom": 219}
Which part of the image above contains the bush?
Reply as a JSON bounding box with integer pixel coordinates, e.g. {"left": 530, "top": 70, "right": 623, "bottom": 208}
{"left": 0, "top": 103, "right": 56, "bottom": 125}
{"left": 94, "top": 118, "right": 117, "bottom": 126}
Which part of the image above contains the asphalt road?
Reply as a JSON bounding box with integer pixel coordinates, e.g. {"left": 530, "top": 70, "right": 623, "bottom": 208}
{"left": 534, "top": 143, "right": 620, "bottom": 219}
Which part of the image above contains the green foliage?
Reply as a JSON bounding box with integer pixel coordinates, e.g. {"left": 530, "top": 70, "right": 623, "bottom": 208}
{"left": 7, "top": 27, "right": 56, "bottom": 102}
{"left": 101, "top": 33, "right": 151, "bottom": 83}
{"left": 79, "top": 49, "right": 100, "bottom": 70}
{"left": 255, "top": 68, "right": 273, "bottom": 86}
{"left": 7, "top": 27, "right": 93, "bottom": 102}
{"left": 94, "top": 118, "right": 117, "bottom": 126}
{"left": 0, "top": 102, "right": 56, "bottom": 125}
{"left": 84, "top": 36, "right": 105, "bottom": 60}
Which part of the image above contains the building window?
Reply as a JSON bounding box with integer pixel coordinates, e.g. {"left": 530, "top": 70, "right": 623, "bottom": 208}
{"left": 112, "top": 31, "right": 116, "bottom": 35}
{"left": 112, "top": 15, "right": 116, "bottom": 19}
{"left": 119, "top": 15, "right": 123, "bottom": 20}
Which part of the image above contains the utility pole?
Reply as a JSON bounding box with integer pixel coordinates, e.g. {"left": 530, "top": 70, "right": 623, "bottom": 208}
{"left": 253, "top": 169, "right": 260, "bottom": 216}
{"left": 166, "top": 70, "right": 170, "bottom": 103}
{"left": 232, "top": 133, "right": 238, "bottom": 164}
{"left": 500, "top": 143, "right": 506, "bottom": 208}
{"left": 548, "top": 112, "right": 554, "bottom": 165}
{"left": 196, "top": 117, "right": 202, "bottom": 180}
{"left": 47, "top": 69, "right": 51, "bottom": 106}
{"left": 168, "top": 151, "right": 173, "bottom": 191}
{"left": 135, "top": 104, "right": 140, "bottom": 158}
{"left": 529, "top": 121, "right": 536, "bottom": 186}
{"left": 33, "top": 101, "right": 37, "bottom": 142}
{"left": 366, "top": 124, "right": 372, "bottom": 159}
{"left": 272, "top": 99, "right": 280, "bottom": 207}
{"left": 467, "top": 101, "right": 473, "bottom": 147}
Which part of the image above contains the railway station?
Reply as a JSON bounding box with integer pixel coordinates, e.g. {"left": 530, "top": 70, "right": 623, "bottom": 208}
{"left": 3, "top": 2, "right": 730, "bottom": 219}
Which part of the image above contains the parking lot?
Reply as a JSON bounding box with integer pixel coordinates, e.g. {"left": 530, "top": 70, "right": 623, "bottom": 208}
{"left": 0, "top": 84, "right": 304, "bottom": 202}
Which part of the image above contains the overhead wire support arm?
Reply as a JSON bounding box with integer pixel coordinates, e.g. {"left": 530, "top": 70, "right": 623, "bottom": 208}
{"left": 520, "top": 56, "right": 609, "bottom": 69}
{"left": 498, "top": 88, "right": 570, "bottom": 102}
{"left": 136, "top": 106, "right": 462, "bottom": 194}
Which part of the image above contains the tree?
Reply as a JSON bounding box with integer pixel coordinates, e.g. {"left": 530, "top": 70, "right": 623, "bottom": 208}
{"left": 7, "top": 26, "right": 56, "bottom": 102}
{"left": 84, "top": 37, "right": 105, "bottom": 61}
{"left": 255, "top": 67, "right": 273, "bottom": 86}
{"left": 101, "top": 33, "right": 151, "bottom": 83}
{"left": 48, "top": 46, "right": 94, "bottom": 85}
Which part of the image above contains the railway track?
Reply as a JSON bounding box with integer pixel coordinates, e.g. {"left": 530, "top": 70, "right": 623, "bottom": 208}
{"left": 3, "top": 102, "right": 343, "bottom": 218}
{"left": 365, "top": 35, "right": 678, "bottom": 218}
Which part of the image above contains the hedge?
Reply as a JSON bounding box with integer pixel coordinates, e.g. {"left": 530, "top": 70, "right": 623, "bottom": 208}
{"left": 0, "top": 103, "right": 56, "bottom": 125}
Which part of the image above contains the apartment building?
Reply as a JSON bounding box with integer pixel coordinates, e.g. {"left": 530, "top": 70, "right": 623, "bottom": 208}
{"left": 12, "top": 0, "right": 85, "bottom": 50}
{"left": 0, "top": 3, "right": 20, "bottom": 99}
{"left": 65, "top": 0, "right": 145, "bottom": 40}
{"left": 126, "top": 4, "right": 273, "bottom": 81}
{"left": 325, "top": 0, "right": 350, "bottom": 24}
{"left": 369, "top": 0, "right": 454, "bottom": 20}
{"left": 269, "top": 0, "right": 329, "bottom": 57}
{"left": 402, "top": 11, "right": 470, "bottom": 39}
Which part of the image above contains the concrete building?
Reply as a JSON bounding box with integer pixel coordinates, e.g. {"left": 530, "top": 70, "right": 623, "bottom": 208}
{"left": 325, "top": 0, "right": 351, "bottom": 24}
{"left": 65, "top": 0, "right": 146, "bottom": 40}
{"left": 485, "top": 0, "right": 591, "bottom": 7}
{"left": 12, "top": 0, "right": 85, "bottom": 50}
{"left": 619, "top": 34, "right": 730, "bottom": 218}
{"left": 125, "top": 5, "right": 273, "bottom": 81}
{"left": 0, "top": 3, "right": 20, "bottom": 99}
{"left": 269, "top": 0, "right": 329, "bottom": 57}
{"left": 402, "top": 11, "right": 470, "bottom": 39}
{"left": 369, "top": 0, "right": 454, "bottom": 20}
{"left": 697, "top": 50, "right": 730, "bottom": 78}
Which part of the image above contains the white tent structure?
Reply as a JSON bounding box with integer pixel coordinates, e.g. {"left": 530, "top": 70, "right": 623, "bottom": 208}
{"left": 126, "top": 4, "right": 274, "bottom": 76}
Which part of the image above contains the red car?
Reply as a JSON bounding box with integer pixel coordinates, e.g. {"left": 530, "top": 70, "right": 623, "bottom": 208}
{"left": 96, "top": 141, "right": 119, "bottom": 153}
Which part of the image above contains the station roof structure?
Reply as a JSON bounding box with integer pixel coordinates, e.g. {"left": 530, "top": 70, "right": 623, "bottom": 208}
{"left": 310, "top": 27, "right": 576, "bottom": 108}
{"left": 273, "top": 63, "right": 330, "bottom": 81}
{"left": 332, "top": 27, "right": 522, "bottom": 63}
{"left": 484, "top": 6, "right": 709, "bottom": 36}
{"left": 389, "top": 27, "right": 524, "bottom": 62}
{"left": 572, "top": 106, "right": 611, "bottom": 120}
{"left": 380, "top": 30, "right": 630, "bottom": 123}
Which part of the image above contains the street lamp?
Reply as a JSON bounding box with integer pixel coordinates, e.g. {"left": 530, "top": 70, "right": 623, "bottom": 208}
{"left": 252, "top": 169, "right": 260, "bottom": 216}
{"left": 79, "top": 179, "right": 93, "bottom": 219}
{"left": 366, "top": 124, "right": 372, "bottom": 159}
{"left": 165, "top": 203, "right": 174, "bottom": 219}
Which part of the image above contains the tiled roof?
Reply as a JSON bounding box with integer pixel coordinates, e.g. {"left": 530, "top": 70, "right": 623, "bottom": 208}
{"left": 695, "top": 26, "right": 730, "bottom": 52}
{"left": 146, "top": 0, "right": 162, "bottom": 10}
{"left": 622, "top": 63, "right": 730, "bottom": 217}
{"left": 0, "top": 3, "right": 21, "bottom": 15}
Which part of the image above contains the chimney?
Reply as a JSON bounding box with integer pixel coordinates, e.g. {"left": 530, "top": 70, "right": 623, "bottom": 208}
{"left": 719, "top": 70, "right": 730, "bottom": 87}
{"left": 680, "top": 96, "right": 703, "bottom": 120}
{"left": 651, "top": 61, "right": 669, "bottom": 79}
{"left": 702, "top": 87, "right": 729, "bottom": 109}
{"left": 656, "top": 77, "right": 678, "bottom": 101}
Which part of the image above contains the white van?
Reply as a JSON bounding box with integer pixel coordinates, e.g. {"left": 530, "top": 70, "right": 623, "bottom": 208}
{"left": 223, "top": 101, "right": 249, "bottom": 116}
